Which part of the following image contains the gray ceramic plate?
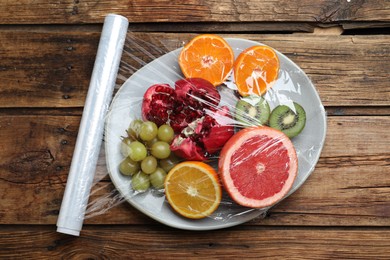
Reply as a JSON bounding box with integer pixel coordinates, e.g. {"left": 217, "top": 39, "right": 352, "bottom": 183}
{"left": 105, "top": 38, "right": 327, "bottom": 230}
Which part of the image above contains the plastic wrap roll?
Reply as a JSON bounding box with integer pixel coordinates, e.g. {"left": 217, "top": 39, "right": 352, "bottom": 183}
{"left": 56, "top": 14, "right": 129, "bottom": 236}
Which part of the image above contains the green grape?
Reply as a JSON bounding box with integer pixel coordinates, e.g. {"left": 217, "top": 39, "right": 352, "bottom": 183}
{"left": 139, "top": 121, "right": 158, "bottom": 141}
{"left": 127, "top": 119, "right": 143, "bottom": 139}
{"left": 159, "top": 153, "right": 180, "bottom": 172}
{"left": 146, "top": 137, "right": 159, "bottom": 148}
{"left": 141, "top": 156, "right": 158, "bottom": 174}
{"left": 151, "top": 141, "right": 171, "bottom": 159}
{"left": 120, "top": 137, "right": 132, "bottom": 157}
{"left": 129, "top": 141, "right": 147, "bottom": 161}
{"left": 119, "top": 157, "right": 140, "bottom": 176}
{"left": 157, "top": 124, "right": 175, "bottom": 143}
{"left": 131, "top": 172, "right": 150, "bottom": 192}
{"left": 150, "top": 167, "right": 167, "bottom": 189}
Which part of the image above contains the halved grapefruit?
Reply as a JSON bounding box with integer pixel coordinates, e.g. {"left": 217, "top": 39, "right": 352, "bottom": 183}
{"left": 218, "top": 126, "right": 298, "bottom": 208}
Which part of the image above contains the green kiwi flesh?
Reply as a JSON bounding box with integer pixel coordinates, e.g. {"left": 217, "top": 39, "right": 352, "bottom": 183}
{"left": 269, "top": 102, "right": 306, "bottom": 138}
{"left": 235, "top": 96, "right": 270, "bottom": 127}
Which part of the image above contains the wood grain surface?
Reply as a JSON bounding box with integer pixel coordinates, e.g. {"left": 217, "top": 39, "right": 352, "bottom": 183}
{"left": 0, "top": 0, "right": 389, "bottom": 258}
{"left": 0, "top": 0, "right": 389, "bottom": 24}
{"left": 0, "top": 226, "right": 389, "bottom": 259}
{"left": 1, "top": 30, "right": 389, "bottom": 108}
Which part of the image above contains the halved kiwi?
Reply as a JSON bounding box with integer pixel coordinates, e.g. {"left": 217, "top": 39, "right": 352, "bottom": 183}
{"left": 269, "top": 102, "right": 306, "bottom": 138}
{"left": 235, "top": 96, "right": 271, "bottom": 127}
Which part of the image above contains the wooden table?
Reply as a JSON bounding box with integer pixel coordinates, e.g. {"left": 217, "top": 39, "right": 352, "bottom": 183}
{"left": 1, "top": 1, "right": 389, "bottom": 259}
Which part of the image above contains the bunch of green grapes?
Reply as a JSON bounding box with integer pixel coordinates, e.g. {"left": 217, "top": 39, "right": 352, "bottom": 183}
{"left": 119, "top": 119, "right": 180, "bottom": 192}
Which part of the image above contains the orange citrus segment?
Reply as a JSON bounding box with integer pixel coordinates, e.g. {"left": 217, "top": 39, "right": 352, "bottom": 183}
{"left": 179, "top": 34, "right": 234, "bottom": 87}
{"left": 233, "top": 45, "right": 280, "bottom": 96}
{"left": 164, "top": 161, "right": 222, "bottom": 219}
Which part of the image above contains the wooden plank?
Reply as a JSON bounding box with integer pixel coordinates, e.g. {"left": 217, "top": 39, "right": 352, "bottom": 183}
{"left": 0, "top": 0, "right": 389, "bottom": 24}
{"left": 0, "top": 226, "right": 389, "bottom": 259}
{"left": 0, "top": 30, "right": 389, "bottom": 108}
{"left": 0, "top": 22, "right": 316, "bottom": 33}
{"left": 0, "top": 115, "right": 79, "bottom": 224}
{"left": 126, "top": 22, "right": 316, "bottom": 33}
{"left": 0, "top": 30, "right": 100, "bottom": 108}
{"left": 0, "top": 115, "right": 389, "bottom": 226}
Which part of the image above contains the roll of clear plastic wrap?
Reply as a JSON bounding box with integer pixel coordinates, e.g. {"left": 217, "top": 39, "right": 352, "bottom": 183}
{"left": 56, "top": 14, "right": 129, "bottom": 236}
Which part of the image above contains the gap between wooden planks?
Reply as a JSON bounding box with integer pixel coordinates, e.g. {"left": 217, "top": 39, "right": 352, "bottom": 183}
{"left": 311, "top": 26, "right": 344, "bottom": 35}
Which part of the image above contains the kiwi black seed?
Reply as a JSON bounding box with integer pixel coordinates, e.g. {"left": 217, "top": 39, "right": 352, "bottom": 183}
{"left": 235, "top": 96, "right": 271, "bottom": 127}
{"left": 269, "top": 102, "right": 306, "bottom": 138}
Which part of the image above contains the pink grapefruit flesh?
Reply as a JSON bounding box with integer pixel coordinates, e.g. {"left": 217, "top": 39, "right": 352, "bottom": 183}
{"left": 218, "top": 126, "right": 298, "bottom": 208}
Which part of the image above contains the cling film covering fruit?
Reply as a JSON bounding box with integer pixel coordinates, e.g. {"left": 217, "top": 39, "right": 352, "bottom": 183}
{"left": 83, "top": 32, "right": 327, "bottom": 230}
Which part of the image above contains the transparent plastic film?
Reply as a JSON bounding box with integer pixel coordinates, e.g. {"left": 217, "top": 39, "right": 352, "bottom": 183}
{"left": 82, "top": 32, "right": 327, "bottom": 231}
{"left": 56, "top": 14, "right": 129, "bottom": 236}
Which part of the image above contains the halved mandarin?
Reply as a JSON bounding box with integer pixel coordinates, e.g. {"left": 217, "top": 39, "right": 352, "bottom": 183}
{"left": 179, "top": 34, "right": 234, "bottom": 87}
{"left": 233, "top": 45, "right": 280, "bottom": 96}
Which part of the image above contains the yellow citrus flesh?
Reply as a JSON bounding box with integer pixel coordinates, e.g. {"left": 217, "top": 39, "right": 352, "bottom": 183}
{"left": 164, "top": 161, "right": 222, "bottom": 219}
